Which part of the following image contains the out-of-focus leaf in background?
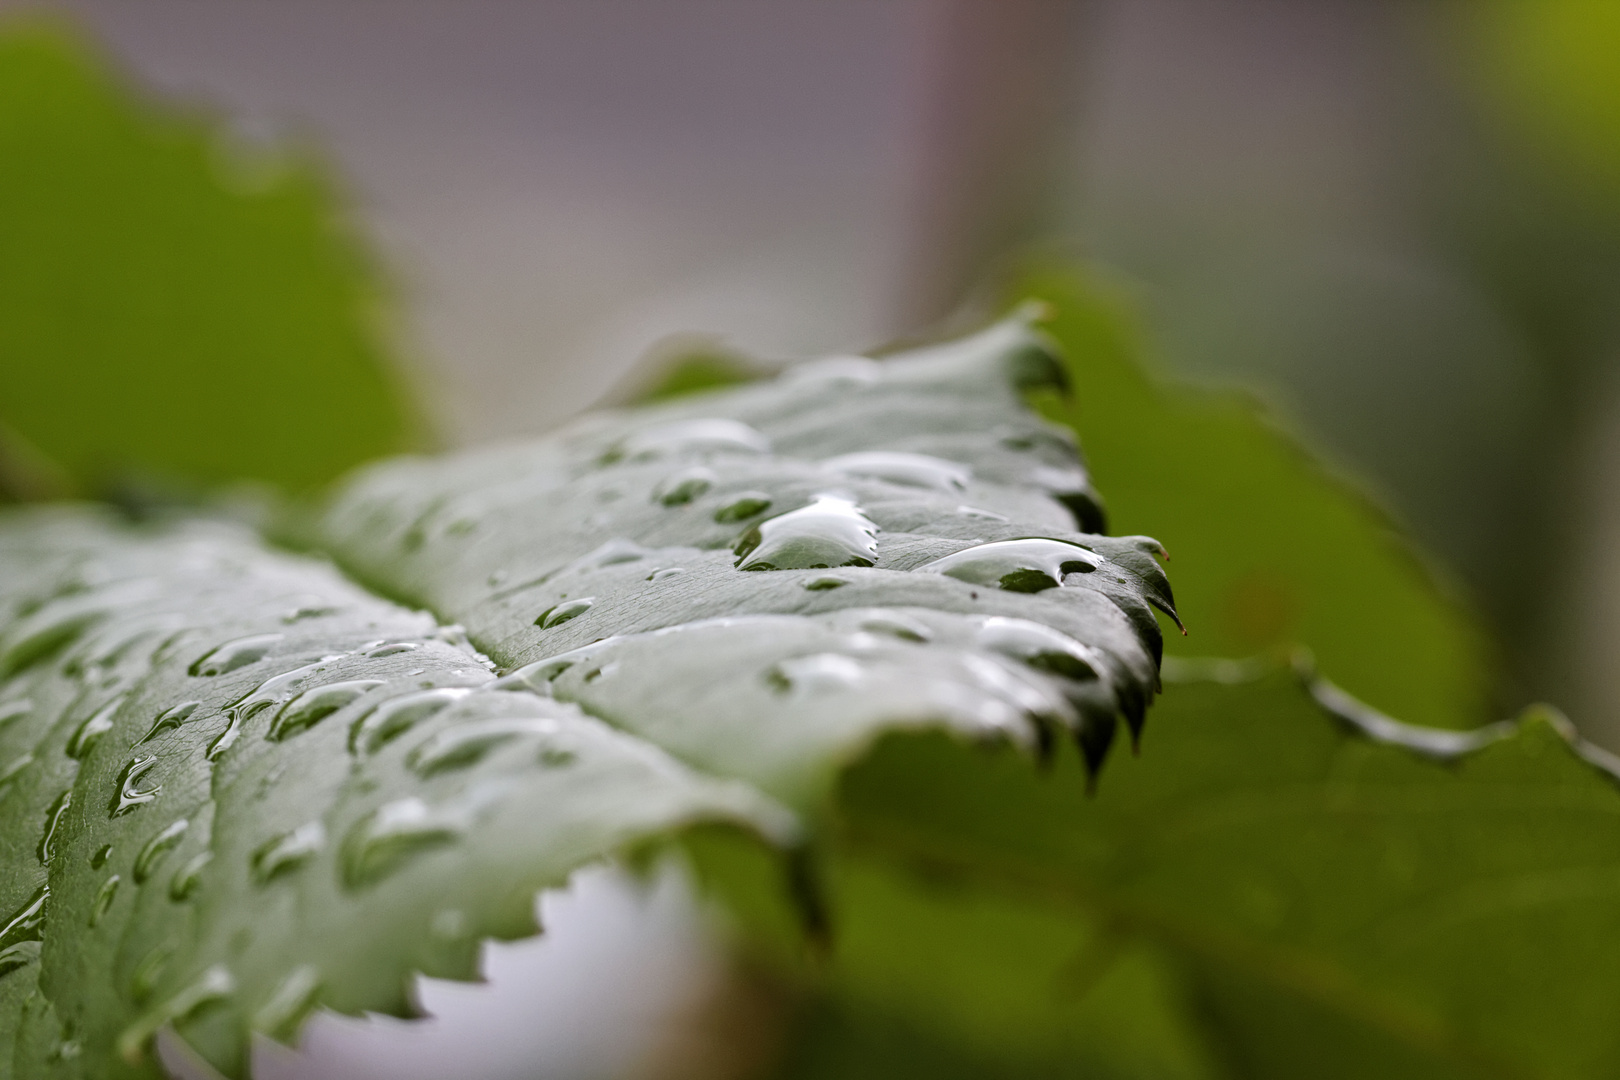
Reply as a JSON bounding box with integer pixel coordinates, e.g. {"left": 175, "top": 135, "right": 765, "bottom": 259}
{"left": 1013, "top": 266, "right": 1490, "bottom": 731}
{"left": 0, "top": 23, "right": 422, "bottom": 499}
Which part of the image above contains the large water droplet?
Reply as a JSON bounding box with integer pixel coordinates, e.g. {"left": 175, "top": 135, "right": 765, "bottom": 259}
{"left": 653, "top": 466, "right": 717, "bottom": 506}
{"left": 66, "top": 695, "right": 126, "bottom": 759}
{"left": 975, "top": 617, "right": 1100, "bottom": 682}
{"left": 342, "top": 798, "right": 463, "bottom": 888}
{"left": 349, "top": 687, "right": 473, "bottom": 755}
{"left": 492, "top": 648, "right": 603, "bottom": 693}
{"left": 407, "top": 718, "right": 560, "bottom": 777}
{"left": 766, "top": 653, "right": 865, "bottom": 696}
{"left": 535, "top": 598, "right": 594, "bottom": 629}
{"left": 133, "top": 820, "right": 188, "bottom": 883}
{"left": 734, "top": 495, "right": 878, "bottom": 571}
{"left": 647, "top": 567, "right": 686, "bottom": 581}
{"left": 169, "top": 851, "right": 212, "bottom": 902}
{"left": 116, "top": 965, "right": 234, "bottom": 1064}
{"left": 253, "top": 964, "right": 322, "bottom": 1041}
{"left": 137, "top": 701, "right": 200, "bottom": 746}
{"left": 713, "top": 493, "right": 772, "bottom": 523}
{"left": 38, "top": 790, "right": 71, "bottom": 863}
{"left": 252, "top": 822, "right": 325, "bottom": 884}
{"left": 614, "top": 418, "right": 770, "bottom": 461}
{"left": 0, "top": 885, "right": 48, "bottom": 978}
{"left": 915, "top": 538, "right": 1100, "bottom": 593}
{"left": 189, "top": 634, "right": 284, "bottom": 677}
{"left": 268, "top": 680, "right": 384, "bottom": 742}
{"left": 88, "top": 875, "right": 120, "bottom": 927}
{"left": 110, "top": 757, "right": 161, "bottom": 816}
{"left": 366, "top": 643, "right": 418, "bottom": 658}
{"left": 822, "top": 451, "right": 970, "bottom": 492}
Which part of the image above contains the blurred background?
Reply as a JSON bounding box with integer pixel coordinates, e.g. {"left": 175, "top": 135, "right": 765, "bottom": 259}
{"left": 5, "top": 2, "right": 1620, "bottom": 1075}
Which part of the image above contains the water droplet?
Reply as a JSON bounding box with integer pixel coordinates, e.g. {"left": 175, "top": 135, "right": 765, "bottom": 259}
{"left": 91, "top": 844, "right": 113, "bottom": 869}
{"left": 614, "top": 418, "right": 769, "bottom": 461}
{"left": 52, "top": 1039, "right": 80, "bottom": 1062}
{"left": 38, "top": 790, "right": 71, "bottom": 863}
{"left": 0, "top": 699, "right": 32, "bottom": 731}
{"left": 281, "top": 605, "right": 336, "bottom": 624}
{"left": 133, "top": 819, "right": 189, "bottom": 883}
{"left": 713, "top": 493, "right": 772, "bottom": 523}
{"left": 205, "top": 712, "right": 243, "bottom": 761}
{"left": 766, "top": 653, "right": 864, "bottom": 695}
{"left": 822, "top": 451, "right": 970, "bottom": 492}
{"left": 0, "top": 604, "right": 104, "bottom": 675}
{"left": 116, "top": 965, "right": 234, "bottom": 1064}
{"left": 735, "top": 495, "right": 877, "bottom": 571}
{"left": 487, "top": 569, "right": 509, "bottom": 587}
{"left": 0, "top": 753, "right": 34, "bottom": 792}
{"left": 647, "top": 567, "right": 686, "bottom": 581}
{"left": 492, "top": 651, "right": 594, "bottom": 693}
{"left": 407, "top": 718, "right": 560, "bottom": 776}
{"left": 130, "top": 941, "right": 174, "bottom": 1004}
{"left": 366, "top": 643, "right": 418, "bottom": 658}
{"left": 784, "top": 355, "right": 880, "bottom": 385}
{"left": 536, "top": 598, "right": 595, "bottom": 629}
{"left": 915, "top": 538, "right": 1100, "bottom": 593}
{"left": 349, "top": 687, "right": 473, "bottom": 755}
{"left": 539, "top": 747, "right": 577, "bottom": 768}
{"left": 110, "top": 757, "right": 161, "bottom": 816}
{"left": 252, "top": 822, "right": 325, "bottom": 884}
{"left": 169, "top": 851, "right": 212, "bottom": 901}
{"left": 653, "top": 466, "right": 717, "bottom": 506}
{"left": 66, "top": 695, "right": 125, "bottom": 759}
{"left": 189, "top": 634, "right": 284, "bottom": 677}
{"left": 342, "top": 798, "right": 462, "bottom": 888}
{"left": 802, "top": 575, "right": 849, "bottom": 591}
{"left": 956, "top": 505, "right": 1009, "bottom": 522}
{"left": 88, "top": 875, "right": 120, "bottom": 926}
{"left": 268, "top": 680, "right": 384, "bottom": 742}
{"left": 852, "top": 613, "right": 933, "bottom": 643}
{"left": 0, "top": 885, "right": 48, "bottom": 978}
{"left": 254, "top": 964, "right": 322, "bottom": 1041}
{"left": 975, "top": 617, "right": 1100, "bottom": 681}
{"left": 137, "top": 701, "right": 201, "bottom": 745}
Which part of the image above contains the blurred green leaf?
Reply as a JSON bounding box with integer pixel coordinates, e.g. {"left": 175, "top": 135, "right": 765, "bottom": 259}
{"left": 1013, "top": 266, "right": 1491, "bottom": 730}
{"left": 0, "top": 24, "right": 422, "bottom": 498}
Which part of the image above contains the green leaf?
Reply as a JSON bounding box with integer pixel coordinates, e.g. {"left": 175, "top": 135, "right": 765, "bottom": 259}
{"left": 1010, "top": 266, "right": 1491, "bottom": 731}
{"left": 0, "top": 507, "right": 789, "bottom": 1078}
{"left": 825, "top": 664, "right": 1620, "bottom": 1079}
{"left": 0, "top": 25, "right": 422, "bottom": 498}
{"left": 305, "top": 311, "right": 1176, "bottom": 809}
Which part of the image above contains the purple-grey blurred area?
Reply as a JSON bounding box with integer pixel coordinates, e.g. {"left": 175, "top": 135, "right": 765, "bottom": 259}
{"left": 9, "top": 1, "right": 1620, "bottom": 1076}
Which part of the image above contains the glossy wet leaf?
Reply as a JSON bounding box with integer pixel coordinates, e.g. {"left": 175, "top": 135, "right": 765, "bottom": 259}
{"left": 0, "top": 26, "right": 421, "bottom": 498}
{"left": 0, "top": 509, "right": 789, "bottom": 1078}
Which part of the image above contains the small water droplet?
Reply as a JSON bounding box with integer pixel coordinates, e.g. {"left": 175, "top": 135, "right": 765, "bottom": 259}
{"left": 647, "top": 567, "right": 686, "bottom": 581}
{"left": 253, "top": 964, "right": 322, "bottom": 1041}
{"left": 342, "top": 798, "right": 462, "bottom": 888}
{"left": 38, "top": 790, "right": 71, "bottom": 863}
{"left": 976, "top": 617, "right": 1100, "bottom": 681}
{"left": 852, "top": 613, "right": 932, "bottom": 642}
{"left": 492, "top": 652, "right": 590, "bottom": 693}
{"left": 653, "top": 466, "right": 717, "bottom": 506}
{"left": 268, "top": 680, "right": 384, "bottom": 742}
{"left": 169, "top": 851, "right": 212, "bottom": 901}
{"left": 366, "top": 643, "right": 419, "bottom": 658}
{"left": 52, "top": 1039, "right": 80, "bottom": 1062}
{"left": 536, "top": 597, "right": 595, "bottom": 629}
{"left": 956, "top": 505, "right": 1009, "bottom": 522}
{"left": 822, "top": 451, "right": 970, "bottom": 491}
{"left": 0, "top": 885, "right": 49, "bottom": 978}
{"left": 189, "top": 634, "right": 284, "bottom": 677}
{"left": 539, "top": 747, "right": 577, "bottom": 768}
{"left": 137, "top": 701, "right": 201, "bottom": 745}
{"left": 802, "top": 575, "right": 849, "bottom": 591}
{"left": 407, "top": 718, "right": 560, "bottom": 777}
{"left": 252, "top": 822, "right": 325, "bottom": 884}
{"left": 66, "top": 695, "right": 125, "bottom": 759}
{"left": 133, "top": 819, "right": 188, "bottom": 883}
{"left": 116, "top": 964, "right": 234, "bottom": 1064}
{"left": 735, "top": 495, "right": 877, "bottom": 571}
{"left": 713, "top": 493, "right": 772, "bottom": 523}
{"left": 349, "top": 687, "right": 473, "bottom": 755}
{"left": 614, "top": 418, "right": 770, "bottom": 461}
{"left": 130, "top": 941, "right": 174, "bottom": 1004}
{"left": 784, "top": 355, "right": 880, "bottom": 385}
{"left": 915, "top": 538, "right": 1100, "bottom": 593}
{"left": 110, "top": 757, "right": 161, "bottom": 816}
{"left": 766, "top": 653, "right": 864, "bottom": 695}
{"left": 89, "top": 874, "right": 120, "bottom": 927}
{"left": 91, "top": 844, "right": 113, "bottom": 869}
{"left": 487, "top": 569, "right": 509, "bottom": 587}
{"left": 0, "top": 699, "right": 32, "bottom": 731}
